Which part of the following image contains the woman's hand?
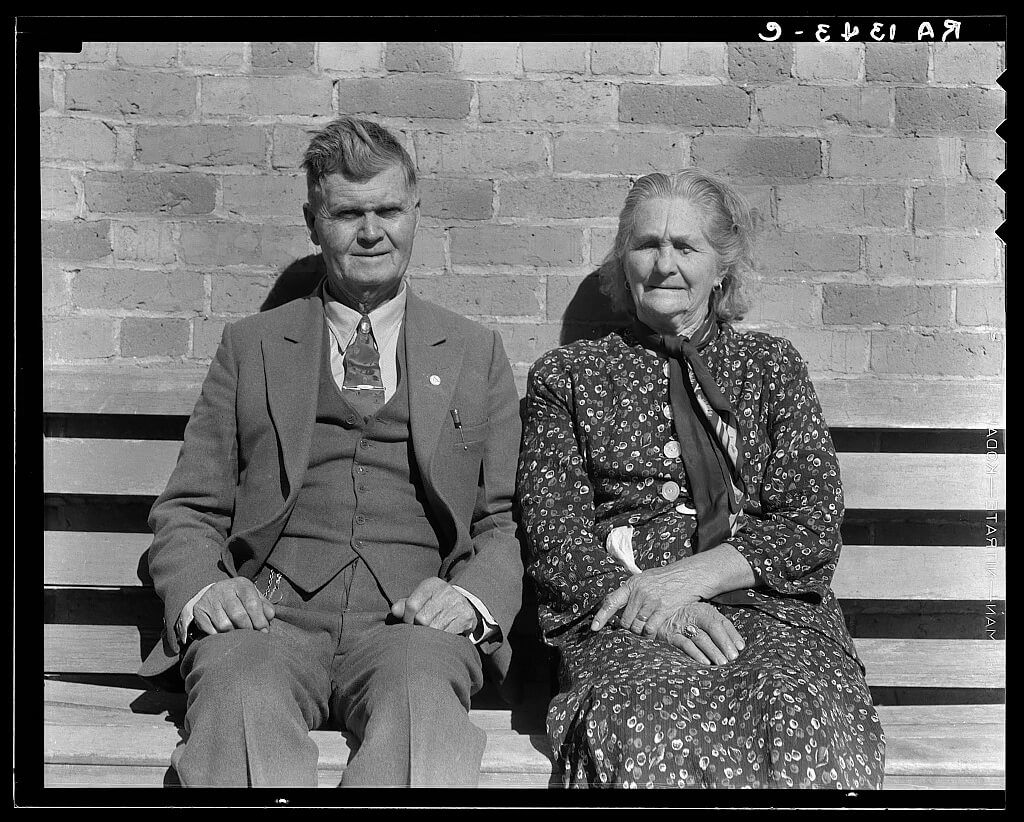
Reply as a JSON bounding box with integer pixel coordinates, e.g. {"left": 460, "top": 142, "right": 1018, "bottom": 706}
{"left": 655, "top": 602, "right": 745, "bottom": 665}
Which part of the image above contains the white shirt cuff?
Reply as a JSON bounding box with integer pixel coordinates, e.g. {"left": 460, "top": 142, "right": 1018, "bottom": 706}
{"left": 175, "top": 582, "right": 216, "bottom": 645}
{"left": 451, "top": 585, "right": 499, "bottom": 645}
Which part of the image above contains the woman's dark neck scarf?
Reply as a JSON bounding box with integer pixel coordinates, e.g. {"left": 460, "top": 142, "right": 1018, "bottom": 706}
{"left": 632, "top": 311, "right": 749, "bottom": 558}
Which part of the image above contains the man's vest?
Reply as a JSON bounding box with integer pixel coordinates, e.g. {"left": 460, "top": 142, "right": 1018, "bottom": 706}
{"left": 267, "top": 324, "right": 444, "bottom": 599}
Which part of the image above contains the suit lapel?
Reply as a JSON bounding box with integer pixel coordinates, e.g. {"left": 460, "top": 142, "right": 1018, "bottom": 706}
{"left": 261, "top": 293, "right": 324, "bottom": 501}
{"left": 404, "top": 290, "right": 465, "bottom": 482}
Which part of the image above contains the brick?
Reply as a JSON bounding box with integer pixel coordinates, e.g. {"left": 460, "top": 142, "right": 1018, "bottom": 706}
{"left": 760, "top": 328, "right": 869, "bottom": 374}
{"left": 318, "top": 43, "right": 383, "bottom": 72}
{"left": 828, "top": 137, "right": 959, "bottom": 180}
{"left": 914, "top": 183, "right": 1004, "bottom": 234}
{"left": 221, "top": 174, "right": 308, "bottom": 218}
{"left": 453, "top": 42, "right": 518, "bottom": 75}
{"left": 820, "top": 87, "right": 890, "bottom": 129}
{"left": 450, "top": 226, "right": 582, "bottom": 266}
{"left": 84, "top": 171, "right": 216, "bottom": 215}
{"left": 192, "top": 316, "right": 229, "bottom": 359}
{"left": 385, "top": 42, "right": 454, "bottom": 73}
{"left": 692, "top": 136, "right": 821, "bottom": 180}
{"left": 965, "top": 140, "right": 1006, "bottom": 181}
{"left": 933, "top": 43, "right": 1003, "bottom": 85}
{"left": 757, "top": 232, "right": 861, "bottom": 273}
{"left": 794, "top": 43, "right": 862, "bottom": 81}
{"left": 479, "top": 81, "right": 617, "bottom": 123}
{"left": 590, "top": 226, "right": 618, "bottom": 266}
{"left": 39, "top": 67, "right": 53, "bottom": 111}
{"left": 545, "top": 273, "right": 630, "bottom": 324}
{"left": 42, "top": 262, "right": 72, "bottom": 314}
{"left": 956, "top": 285, "right": 1004, "bottom": 327}
{"left": 415, "top": 130, "right": 547, "bottom": 176}
{"left": 272, "top": 125, "right": 317, "bottom": 169}
{"left": 822, "top": 284, "right": 951, "bottom": 326}
{"left": 500, "top": 179, "right": 631, "bottom": 219}
{"left": 408, "top": 226, "right": 446, "bottom": 270}
{"left": 865, "top": 235, "right": 1002, "bottom": 281}
{"left": 738, "top": 280, "right": 822, "bottom": 325}
{"left": 40, "top": 168, "right": 79, "bottom": 212}
{"left": 756, "top": 85, "right": 819, "bottom": 128}
{"left": 419, "top": 179, "right": 493, "bottom": 220}
{"left": 211, "top": 272, "right": 282, "bottom": 314}
{"left": 777, "top": 184, "right": 906, "bottom": 231}
{"left": 870, "top": 331, "right": 1003, "bottom": 376}
{"left": 180, "top": 42, "right": 244, "bottom": 67}
{"left": 491, "top": 322, "right": 564, "bottom": 365}
{"left": 553, "top": 131, "right": 684, "bottom": 175}
{"left": 43, "top": 317, "right": 117, "bottom": 360}
{"left": 111, "top": 221, "right": 178, "bottom": 263}
{"left": 865, "top": 43, "right": 928, "bottom": 83}
{"left": 521, "top": 42, "right": 587, "bottom": 73}
{"left": 411, "top": 273, "right": 543, "bottom": 316}
{"left": 72, "top": 268, "right": 206, "bottom": 313}
{"left": 659, "top": 43, "right": 727, "bottom": 79}
{"left": 620, "top": 84, "right": 750, "bottom": 126}
{"left": 120, "top": 318, "right": 189, "bottom": 357}
{"left": 895, "top": 87, "right": 1004, "bottom": 133}
{"left": 336, "top": 76, "right": 471, "bottom": 119}
{"left": 41, "top": 219, "right": 111, "bottom": 260}
{"left": 40, "top": 118, "right": 117, "bottom": 163}
{"left": 591, "top": 42, "right": 658, "bottom": 75}
{"left": 116, "top": 42, "right": 177, "bottom": 67}
{"left": 43, "top": 42, "right": 110, "bottom": 64}
{"left": 738, "top": 185, "right": 775, "bottom": 228}
{"left": 203, "top": 76, "right": 333, "bottom": 117}
{"left": 64, "top": 70, "right": 195, "bottom": 117}
{"left": 180, "top": 222, "right": 312, "bottom": 267}
{"left": 137, "top": 125, "right": 267, "bottom": 167}
{"left": 252, "top": 42, "right": 314, "bottom": 72}
{"left": 728, "top": 44, "right": 793, "bottom": 82}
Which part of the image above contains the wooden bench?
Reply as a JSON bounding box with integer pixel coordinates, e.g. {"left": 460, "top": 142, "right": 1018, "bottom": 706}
{"left": 42, "top": 364, "right": 1006, "bottom": 790}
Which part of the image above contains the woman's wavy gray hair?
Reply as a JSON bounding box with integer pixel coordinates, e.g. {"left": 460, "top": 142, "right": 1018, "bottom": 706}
{"left": 599, "top": 168, "right": 760, "bottom": 322}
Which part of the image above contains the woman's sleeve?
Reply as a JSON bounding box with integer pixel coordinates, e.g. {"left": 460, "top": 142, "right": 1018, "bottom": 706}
{"left": 516, "top": 352, "right": 631, "bottom": 627}
{"left": 721, "top": 339, "right": 844, "bottom": 602}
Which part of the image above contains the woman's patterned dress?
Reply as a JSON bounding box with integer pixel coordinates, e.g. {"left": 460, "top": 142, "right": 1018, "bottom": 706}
{"left": 516, "top": 324, "right": 886, "bottom": 789}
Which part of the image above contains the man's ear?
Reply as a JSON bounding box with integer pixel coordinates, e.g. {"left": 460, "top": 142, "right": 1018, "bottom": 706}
{"left": 302, "top": 202, "right": 320, "bottom": 247}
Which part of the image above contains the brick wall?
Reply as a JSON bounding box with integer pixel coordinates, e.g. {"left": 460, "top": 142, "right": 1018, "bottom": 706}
{"left": 40, "top": 41, "right": 1005, "bottom": 421}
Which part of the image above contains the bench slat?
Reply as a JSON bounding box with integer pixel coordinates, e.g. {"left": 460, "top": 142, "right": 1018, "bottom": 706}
{"left": 43, "top": 366, "right": 1006, "bottom": 429}
{"left": 42, "top": 625, "right": 1006, "bottom": 688}
{"left": 40, "top": 763, "right": 1007, "bottom": 789}
{"left": 43, "top": 533, "right": 1008, "bottom": 600}
{"left": 44, "top": 438, "right": 1008, "bottom": 509}
{"left": 41, "top": 706, "right": 1006, "bottom": 782}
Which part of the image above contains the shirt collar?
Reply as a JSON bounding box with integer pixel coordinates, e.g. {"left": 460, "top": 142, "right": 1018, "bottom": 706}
{"left": 320, "top": 278, "right": 408, "bottom": 345}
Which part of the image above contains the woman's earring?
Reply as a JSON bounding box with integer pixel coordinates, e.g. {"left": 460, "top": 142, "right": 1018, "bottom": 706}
{"left": 624, "top": 278, "right": 632, "bottom": 293}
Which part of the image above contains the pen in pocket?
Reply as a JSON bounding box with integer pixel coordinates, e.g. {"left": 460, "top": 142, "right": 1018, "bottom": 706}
{"left": 450, "top": 408, "right": 468, "bottom": 450}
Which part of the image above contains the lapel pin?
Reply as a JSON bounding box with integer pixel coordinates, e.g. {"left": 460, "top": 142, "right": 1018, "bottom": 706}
{"left": 429, "top": 375, "right": 441, "bottom": 386}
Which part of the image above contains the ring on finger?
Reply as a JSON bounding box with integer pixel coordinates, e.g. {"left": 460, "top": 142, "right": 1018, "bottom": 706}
{"left": 682, "top": 623, "right": 699, "bottom": 640}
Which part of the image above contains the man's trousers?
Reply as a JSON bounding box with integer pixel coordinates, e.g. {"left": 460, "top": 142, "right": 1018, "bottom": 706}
{"left": 171, "top": 560, "right": 487, "bottom": 787}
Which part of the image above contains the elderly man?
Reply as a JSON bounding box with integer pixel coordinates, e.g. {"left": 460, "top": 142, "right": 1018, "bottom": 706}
{"left": 138, "top": 116, "right": 523, "bottom": 788}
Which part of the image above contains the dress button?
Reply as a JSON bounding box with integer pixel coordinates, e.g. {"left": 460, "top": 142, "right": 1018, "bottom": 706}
{"left": 661, "top": 481, "right": 680, "bottom": 501}
{"left": 663, "top": 441, "right": 681, "bottom": 459}
{"left": 663, "top": 403, "right": 674, "bottom": 420}
{"left": 675, "top": 501, "right": 697, "bottom": 514}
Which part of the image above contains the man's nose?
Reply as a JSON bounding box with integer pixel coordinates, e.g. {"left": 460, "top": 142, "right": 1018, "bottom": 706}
{"left": 357, "top": 213, "right": 384, "bottom": 243}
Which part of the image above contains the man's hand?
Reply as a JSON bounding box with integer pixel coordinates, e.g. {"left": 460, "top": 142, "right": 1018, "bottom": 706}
{"left": 391, "top": 577, "right": 477, "bottom": 636}
{"left": 191, "top": 578, "right": 276, "bottom": 636}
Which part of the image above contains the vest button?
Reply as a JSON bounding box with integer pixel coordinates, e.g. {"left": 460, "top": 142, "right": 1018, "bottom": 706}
{"left": 355, "top": 515, "right": 366, "bottom": 524}
{"left": 359, "top": 439, "right": 369, "bottom": 448}
{"left": 347, "top": 417, "right": 357, "bottom": 425}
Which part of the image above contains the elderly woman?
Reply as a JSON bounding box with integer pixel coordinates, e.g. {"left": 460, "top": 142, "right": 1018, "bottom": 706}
{"left": 516, "top": 169, "right": 885, "bottom": 789}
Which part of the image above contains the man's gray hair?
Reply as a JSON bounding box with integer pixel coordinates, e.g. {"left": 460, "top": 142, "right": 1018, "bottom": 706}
{"left": 302, "top": 115, "right": 418, "bottom": 201}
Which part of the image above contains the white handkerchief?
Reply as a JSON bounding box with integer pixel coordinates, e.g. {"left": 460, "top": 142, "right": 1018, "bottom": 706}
{"left": 606, "top": 525, "right": 642, "bottom": 576}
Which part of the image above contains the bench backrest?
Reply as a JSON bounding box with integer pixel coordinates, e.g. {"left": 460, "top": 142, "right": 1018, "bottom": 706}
{"left": 43, "top": 367, "right": 1006, "bottom": 703}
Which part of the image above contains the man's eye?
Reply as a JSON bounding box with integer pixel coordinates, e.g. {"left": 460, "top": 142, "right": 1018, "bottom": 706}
{"left": 378, "top": 208, "right": 400, "bottom": 218}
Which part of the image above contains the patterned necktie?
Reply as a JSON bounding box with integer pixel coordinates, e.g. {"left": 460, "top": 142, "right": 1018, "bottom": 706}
{"left": 342, "top": 312, "right": 385, "bottom": 417}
